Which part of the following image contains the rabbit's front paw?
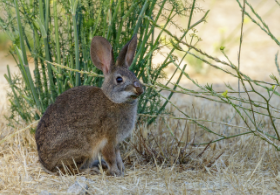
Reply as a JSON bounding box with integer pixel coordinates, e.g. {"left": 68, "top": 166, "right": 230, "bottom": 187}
{"left": 115, "top": 147, "right": 125, "bottom": 174}
{"left": 106, "top": 167, "right": 123, "bottom": 177}
{"left": 117, "top": 160, "right": 125, "bottom": 173}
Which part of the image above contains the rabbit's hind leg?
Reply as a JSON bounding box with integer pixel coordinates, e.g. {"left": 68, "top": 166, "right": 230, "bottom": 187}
{"left": 79, "top": 138, "right": 109, "bottom": 175}
{"left": 90, "top": 159, "right": 108, "bottom": 170}
{"left": 78, "top": 157, "right": 101, "bottom": 175}
{"left": 79, "top": 159, "right": 109, "bottom": 175}
{"left": 80, "top": 167, "right": 101, "bottom": 175}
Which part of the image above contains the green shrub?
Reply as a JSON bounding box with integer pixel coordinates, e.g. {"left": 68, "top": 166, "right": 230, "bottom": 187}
{"left": 0, "top": 0, "right": 203, "bottom": 125}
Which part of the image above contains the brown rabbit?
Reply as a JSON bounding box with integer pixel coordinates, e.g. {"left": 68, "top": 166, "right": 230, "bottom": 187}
{"left": 35, "top": 35, "right": 143, "bottom": 176}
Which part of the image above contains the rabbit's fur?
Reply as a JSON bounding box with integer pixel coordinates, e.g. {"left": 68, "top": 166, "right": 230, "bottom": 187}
{"left": 35, "top": 35, "right": 143, "bottom": 176}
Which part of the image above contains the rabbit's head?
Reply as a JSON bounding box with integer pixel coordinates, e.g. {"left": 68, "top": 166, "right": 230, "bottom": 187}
{"left": 90, "top": 35, "right": 143, "bottom": 103}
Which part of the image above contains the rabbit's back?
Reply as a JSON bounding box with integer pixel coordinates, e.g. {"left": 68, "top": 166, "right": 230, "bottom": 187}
{"left": 36, "top": 86, "right": 106, "bottom": 134}
{"left": 35, "top": 86, "right": 137, "bottom": 172}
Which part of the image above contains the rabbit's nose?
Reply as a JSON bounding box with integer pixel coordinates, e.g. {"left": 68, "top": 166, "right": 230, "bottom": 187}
{"left": 133, "top": 81, "right": 140, "bottom": 88}
{"left": 134, "top": 81, "right": 143, "bottom": 95}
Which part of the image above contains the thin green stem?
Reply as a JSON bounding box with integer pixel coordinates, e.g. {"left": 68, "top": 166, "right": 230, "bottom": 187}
{"left": 54, "top": 0, "right": 62, "bottom": 93}
{"left": 237, "top": 0, "right": 245, "bottom": 106}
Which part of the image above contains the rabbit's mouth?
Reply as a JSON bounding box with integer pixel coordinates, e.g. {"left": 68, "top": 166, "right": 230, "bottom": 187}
{"left": 130, "top": 95, "right": 139, "bottom": 99}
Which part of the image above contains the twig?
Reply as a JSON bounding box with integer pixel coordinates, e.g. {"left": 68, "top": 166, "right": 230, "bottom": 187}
{"left": 275, "top": 52, "right": 280, "bottom": 76}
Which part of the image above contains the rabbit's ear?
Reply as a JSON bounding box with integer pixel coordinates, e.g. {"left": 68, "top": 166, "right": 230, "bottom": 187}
{"left": 116, "top": 34, "right": 137, "bottom": 68}
{"left": 90, "top": 36, "right": 114, "bottom": 75}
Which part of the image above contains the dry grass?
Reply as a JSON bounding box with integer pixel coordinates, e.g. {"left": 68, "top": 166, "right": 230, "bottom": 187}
{"left": 0, "top": 94, "right": 279, "bottom": 194}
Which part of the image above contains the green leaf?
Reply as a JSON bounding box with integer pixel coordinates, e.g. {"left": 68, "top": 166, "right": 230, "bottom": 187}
{"left": 221, "top": 90, "right": 228, "bottom": 98}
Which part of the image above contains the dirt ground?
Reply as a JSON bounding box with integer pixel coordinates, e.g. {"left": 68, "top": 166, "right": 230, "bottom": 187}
{"left": 0, "top": 0, "right": 280, "bottom": 194}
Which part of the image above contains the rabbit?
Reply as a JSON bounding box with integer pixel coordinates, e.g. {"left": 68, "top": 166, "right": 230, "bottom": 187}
{"left": 35, "top": 35, "right": 143, "bottom": 176}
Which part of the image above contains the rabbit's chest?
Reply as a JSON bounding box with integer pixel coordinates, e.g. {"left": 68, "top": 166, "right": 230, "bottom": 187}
{"left": 113, "top": 104, "right": 137, "bottom": 143}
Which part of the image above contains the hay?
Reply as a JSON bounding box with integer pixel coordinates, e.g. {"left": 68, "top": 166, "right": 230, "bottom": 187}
{"left": 0, "top": 95, "right": 279, "bottom": 194}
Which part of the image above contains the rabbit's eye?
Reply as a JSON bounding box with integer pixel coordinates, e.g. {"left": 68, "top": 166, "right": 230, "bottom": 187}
{"left": 116, "top": 77, "right": 123, "bottom": 83}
